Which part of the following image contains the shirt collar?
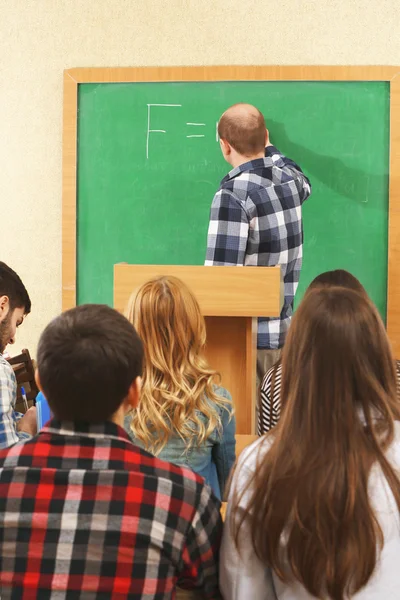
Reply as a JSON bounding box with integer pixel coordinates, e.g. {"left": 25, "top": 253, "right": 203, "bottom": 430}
{"left": 0, "top": 354, "right": 12, "bottom": 371}
{"left": 221, "top": 156, "right": 272, "bottom": 185}
{"left": 40, "top": 419, "right": 132, "bottom": 445}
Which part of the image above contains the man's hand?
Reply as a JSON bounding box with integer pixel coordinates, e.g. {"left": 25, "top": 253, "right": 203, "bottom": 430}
{"left": 17, "top": 406, "right": 37, "bottom": 437}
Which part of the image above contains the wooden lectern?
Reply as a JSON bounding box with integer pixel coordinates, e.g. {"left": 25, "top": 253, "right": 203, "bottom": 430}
{"left": 114, "top": 264, "right": 282, "bottom": 434}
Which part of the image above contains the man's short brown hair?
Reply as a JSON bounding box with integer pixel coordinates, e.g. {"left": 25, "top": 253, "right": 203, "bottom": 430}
{"left": 0, "top": 262, "right": 31, "bottom": 314}
{"left": 37, "top": 304, "right": 143, "bottom": 422}
{"left": 218, "top": 103, "right": 266, "bottom": 157}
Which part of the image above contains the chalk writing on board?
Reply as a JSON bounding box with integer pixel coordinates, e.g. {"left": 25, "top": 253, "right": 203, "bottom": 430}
{"left": 186, "top": 122, "right": 205, "bottom": 139}
{"left": 146, "top": 104, "right": 182, "bottom": 159}
{"left": 146, "top": 106, "right": 219, "bottom": 157}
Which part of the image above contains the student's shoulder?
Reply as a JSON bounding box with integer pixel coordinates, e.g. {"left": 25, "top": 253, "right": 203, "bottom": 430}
{"left": 126, "top": 442, "right": 213, "bottom": 500}
{"left": 0, "top": 434, "right": 35, "bottom": 465}
{"left": 390, "top": 421, "right": 400, "bottom": 466}
{"left": 136, "top": 447, "right": 220, "bottom": 522}
{"left": 208, "top": 385, "right": 233, "bottom": 419}
{"left": 261, "top": 362, "right": 282, "bottom": 391}
{"left": 0, "top": 354, "right": 15, "bottom": 378}
{"left": 234, "top": 435, "right": 272, "bottom": 485}
{"left": 212, "top": 384, "right": 232, "bottom": 401}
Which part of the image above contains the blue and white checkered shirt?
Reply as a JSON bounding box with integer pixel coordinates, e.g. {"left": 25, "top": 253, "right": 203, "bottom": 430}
{"left": 205, "top": 146, "right": 311, "bottom": 349}
{"left": 0, "top": 354, "right": 31, "bottom": 448}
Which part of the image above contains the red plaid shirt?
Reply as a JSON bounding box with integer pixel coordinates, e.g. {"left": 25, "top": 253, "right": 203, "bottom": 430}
{"left": 0, "top": 420, "right": 222, "bottom": 599}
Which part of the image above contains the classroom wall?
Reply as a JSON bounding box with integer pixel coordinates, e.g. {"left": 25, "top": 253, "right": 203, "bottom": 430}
{"left": 1, "top": 0, "right": 400, "bottom": 355}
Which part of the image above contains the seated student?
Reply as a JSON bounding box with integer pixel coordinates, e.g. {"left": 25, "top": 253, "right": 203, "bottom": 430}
{"left": 221, "top": 285, "right": 400, "bottom": 599}
{"left": 0, "top": 261, "right": 36, "bottom": 447}
{"left": 258, "top": 269, "right": 400, "bottom": 434}
{"left": 0, "top": 304, "right": 222, "bottom": 598}
{"left": 124, "top": 276, "right": 236, "bottom": 500}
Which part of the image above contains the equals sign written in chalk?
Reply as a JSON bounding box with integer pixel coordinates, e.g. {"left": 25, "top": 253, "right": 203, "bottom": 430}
{"left": 186, "top": 123, "right": 205, "bottom": 138}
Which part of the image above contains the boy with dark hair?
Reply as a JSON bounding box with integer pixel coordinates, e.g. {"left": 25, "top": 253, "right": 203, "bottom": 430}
{"left": 0, "top": 261, "right": 36, "bottom": 448}
{"left": 0, "top": 304, "right": 222, "bottom": 598}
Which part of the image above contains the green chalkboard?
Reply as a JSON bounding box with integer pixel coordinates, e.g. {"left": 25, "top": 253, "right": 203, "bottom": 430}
{"left": 77, "top": 81, "right": 389, "bottom": 318}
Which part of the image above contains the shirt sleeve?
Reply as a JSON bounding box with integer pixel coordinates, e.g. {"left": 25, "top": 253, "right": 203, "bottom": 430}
{"left": 219, "top": 445, "right": 278, "bottom": 600}
{"left": 0, "top": 362, "right": 31, "bottom": 449}
{"left": 265, "top": 145, "right": 312, "bottom": 205}
{"left": 258, "top": 369, "right": 273, "bottom": 436}
{"left": 178, "top": 485, "right": 223, "bottom": 599}
{"left": 258, "top": 365, "right": 282, "bottom": 435}
{"left": 205, "top": 189, "right": 249, "bottom": 266}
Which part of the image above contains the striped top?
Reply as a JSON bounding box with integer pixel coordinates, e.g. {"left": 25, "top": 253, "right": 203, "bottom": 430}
{"left": 258, "top": 360, "right": 400, "bottom": 435}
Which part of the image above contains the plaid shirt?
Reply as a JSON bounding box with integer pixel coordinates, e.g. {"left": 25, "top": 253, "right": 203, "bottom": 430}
{"left": 0, "top": 420, "right": 222, "bottom": 599}
{"left": 0, "top": 354, "right": 31, "bottom": 449}
{"left": 205, "top": 146, "right": 311, "bottom": 349}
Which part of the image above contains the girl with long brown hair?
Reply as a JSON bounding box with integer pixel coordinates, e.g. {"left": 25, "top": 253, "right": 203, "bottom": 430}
{"left": 124, "top": 275, "right": 235, "bottom": 500}
{"left": 221, "top": 285, "right": 400, "bottom": 599}
{"left": 259, "top": 270, "right": 400, "bottom": 435}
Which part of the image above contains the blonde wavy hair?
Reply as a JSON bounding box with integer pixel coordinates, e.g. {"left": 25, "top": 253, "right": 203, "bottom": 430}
{"left": 125, "top": 276, "right": 232, "bottom": 454}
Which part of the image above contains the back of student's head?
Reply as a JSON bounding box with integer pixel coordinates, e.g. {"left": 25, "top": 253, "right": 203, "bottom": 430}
{"left": 0, "top": 262, "right": 31, "bottom": 313}
{"left": 126, "top": 276, "right": 230, "bottom": 453}
{"left": 127, "top": 275, "right": 207, "bottom": 369}
{"left": 237, "top": 286, "right": 400, "bottom": 600}
{"left": 308, "top": 268, "right": 366, "bottom": 295}
{"left": 268, "top": 269, "right": 365, "bottom": 377}
{"left": 37, "top": 304, "right": 143, "bottom": 422}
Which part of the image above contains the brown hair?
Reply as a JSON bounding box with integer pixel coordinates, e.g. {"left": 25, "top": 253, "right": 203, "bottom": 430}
{"left": 38, "top": 304, "right": 143, "bottom": 422}
{"left": 261, "top": 269, "right": 367, "bottom": 422}
{"left": 0, "top": 261, "right": 31, "bottom": 314}
{"left": 308, "top": 268, "right": 367, "bottom": 294}
{"left": 237, "top": 286, "right": 400, "bottom": 599}
{"left": 125, "top": 276, "right": 232, "bottom": 454}
{"left": 218, "top": 103, "right": 266, "bottom": 156}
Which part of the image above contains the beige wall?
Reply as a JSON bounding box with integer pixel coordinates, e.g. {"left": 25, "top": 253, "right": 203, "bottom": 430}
{"left": 1, "top": 0, "right": 400, "bottom": 355}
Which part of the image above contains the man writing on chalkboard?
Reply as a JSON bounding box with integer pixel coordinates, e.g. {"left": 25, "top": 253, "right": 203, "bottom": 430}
{"left": 205, "top": 103, "right": 311, "bottom": 383}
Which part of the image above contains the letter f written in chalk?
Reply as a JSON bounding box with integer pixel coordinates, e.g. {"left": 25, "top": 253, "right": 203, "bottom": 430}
{"left": 146, "top": 104, "right": 182, "bottom": 159}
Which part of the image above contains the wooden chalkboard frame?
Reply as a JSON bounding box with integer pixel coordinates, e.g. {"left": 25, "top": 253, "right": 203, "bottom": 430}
{"left": 63, "top": 66, "right": 400, "bottom": 351}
